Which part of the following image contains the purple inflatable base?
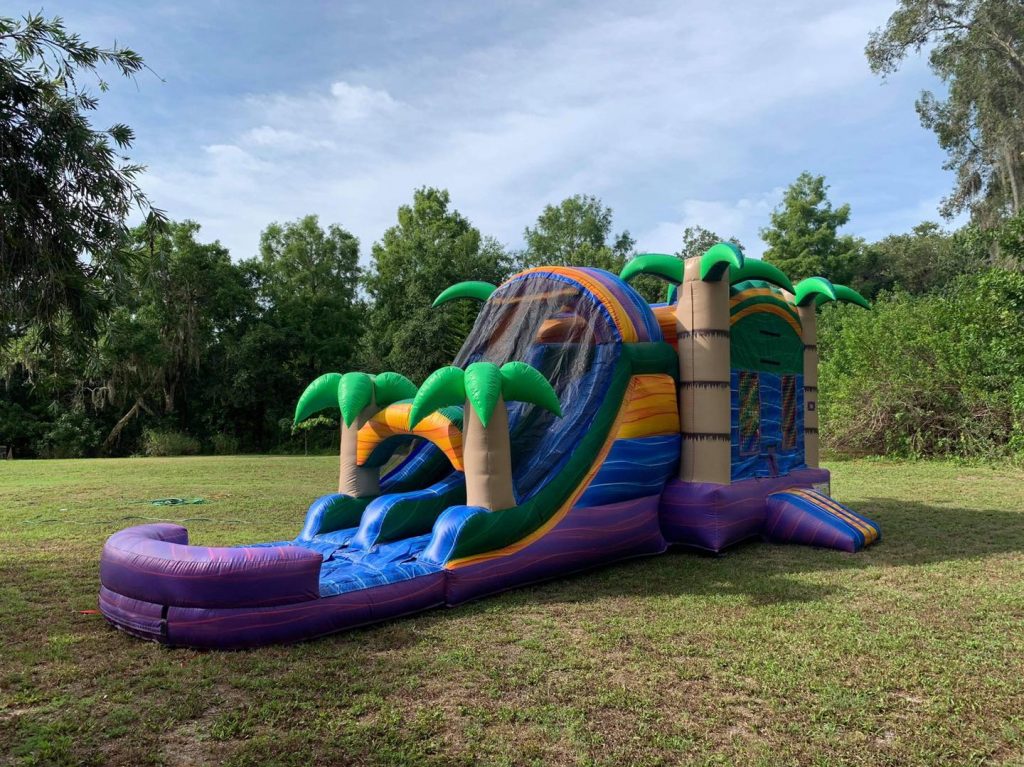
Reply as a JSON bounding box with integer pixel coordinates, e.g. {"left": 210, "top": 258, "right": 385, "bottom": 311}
{"left": 659, "top": 468, "right": 832, "bottom": 552}
{"left": 99, "top": 495, "right": 667, "bottom": 649}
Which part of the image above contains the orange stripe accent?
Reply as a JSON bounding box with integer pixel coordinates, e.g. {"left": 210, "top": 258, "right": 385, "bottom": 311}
{"left": 730, "top": 287, "right": 779, "bottom": 305}
{"left": 515, "top": 267, "right": 638, "bottom": 343}
{"left": 652, "top": 305, "right": 677, "bottom": 345}
{"left": 617, "top": 374, "right": 679, "bottom": 438}
{"left": 446, "top": 374, "right": 646, "bottom": 569}
{"left": 356, "top": 403, "right": 464, "bottom": 471}
{"left": 730, "top": 303, "right": 802, "bottom": 336}
{"left": 791, "top": 489, "right": 877, "bottom": 544}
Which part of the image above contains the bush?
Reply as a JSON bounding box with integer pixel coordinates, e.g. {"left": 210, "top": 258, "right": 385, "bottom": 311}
{"left": 142, "top": 429, "right": 201, "bottom": 457}
{"left": 31, "top": 410, "right": 102, "bottom": 458}
{"left": 211, "top": 433, "right": 240, "bottom": 455}
{"left": 818, "top": 269, "right": 1024, "bottom": 459}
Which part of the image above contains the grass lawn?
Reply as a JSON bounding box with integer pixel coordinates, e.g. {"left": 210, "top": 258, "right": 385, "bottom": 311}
{"left": 1, "top": 456, "right": 1023, "bottom": 766}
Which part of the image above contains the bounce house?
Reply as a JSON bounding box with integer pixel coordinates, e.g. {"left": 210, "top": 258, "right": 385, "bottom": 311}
{"left": 99, "top": 245, "right": 880, "bottom": 648}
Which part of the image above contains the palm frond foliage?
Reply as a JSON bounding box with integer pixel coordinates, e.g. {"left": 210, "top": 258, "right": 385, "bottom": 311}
{"left": 792, "top": 277, "right": 837, "bottom": 307}
{"left": 729, "top": 260, "right": 794, "bottom": 292}
{"left": 432, "top": 281, "right": 498, "bottom": 308}
{"left": 409, "top": 361, "right": 561, "bottom": 429}
{"left": 699, "top": 242, "right": 744, "bottom": 281}
{"left": 294, "top": 371, "right": 417, "bottom": 427}
{"left": 815, "top": 283, "right": 870, "bottom": 309}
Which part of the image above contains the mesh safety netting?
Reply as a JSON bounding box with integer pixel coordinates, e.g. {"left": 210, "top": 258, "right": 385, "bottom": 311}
{"left": 453, "top": 272, "right": 622, "bottom": 502}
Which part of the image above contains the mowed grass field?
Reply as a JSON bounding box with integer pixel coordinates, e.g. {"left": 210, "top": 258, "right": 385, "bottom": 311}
{"left": 1, "top": 456, "right": 1023, "bottom": 767}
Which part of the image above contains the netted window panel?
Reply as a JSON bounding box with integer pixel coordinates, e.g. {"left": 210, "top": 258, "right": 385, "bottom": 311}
{"left": 781, "top": 374, "right": 797, "bottom": 452}
{"left": 738, "top": 371, "right": 760, "bottom": 456}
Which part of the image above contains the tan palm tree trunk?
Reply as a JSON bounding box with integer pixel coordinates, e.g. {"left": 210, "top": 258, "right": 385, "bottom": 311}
{"left": 338, "top": 393, "right": 380, "bottom": 497}
{"left": 797, "top": 305, "right": 819, "bottom": 468}
{"left": 463, "top": 394, "right": 516, "bottom": 511}
{"left": 675, "top": 257, "right": 732, "bottom": 484}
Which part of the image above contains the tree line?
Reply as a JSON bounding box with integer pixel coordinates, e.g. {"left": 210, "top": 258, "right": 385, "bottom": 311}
{"left": 2, "top": 4, "right": 1023, "bottom": 459}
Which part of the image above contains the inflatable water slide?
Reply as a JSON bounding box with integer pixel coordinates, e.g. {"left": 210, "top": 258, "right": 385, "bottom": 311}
{"left": 99, "top": 245, "right": 880, "bottom": 648}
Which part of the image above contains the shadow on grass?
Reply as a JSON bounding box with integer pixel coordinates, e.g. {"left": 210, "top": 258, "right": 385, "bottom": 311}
{"left": 433, "top": 497, "right": 1024, "bottom": 615}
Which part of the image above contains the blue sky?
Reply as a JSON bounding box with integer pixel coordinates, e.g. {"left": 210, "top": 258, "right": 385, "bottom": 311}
{"left": 42, "top": 1, "right": 952, "bottom": 261}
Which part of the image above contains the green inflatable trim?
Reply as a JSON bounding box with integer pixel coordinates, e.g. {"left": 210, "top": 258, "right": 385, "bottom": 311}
{"left": 815, "top": 283, "right": 870, "bottom": 309}
{"left": 729, "top": 260, "right": 794, "bottom": 292}
{"left": 623, "top": 342, "right": 678, "bottom": 380}
{"left": 792, "top": 276, "right": 836, "bottom": 307}
{"left": 700, "top": 242, "right": 744, "bottom": 282}
{"left": 376, "top": 480, "right": 466, "bottom": 545}
{"left": 432, "top": 281, "right": 498, "bottom": 308}
{"left": 619, "top": 254, "right": 683, "bottom": 285}
{"left": 309, "top": 496, "right": 374, "bottom": 537}
{"left": 294, "top": 372, "right": 342, "bottom": 425}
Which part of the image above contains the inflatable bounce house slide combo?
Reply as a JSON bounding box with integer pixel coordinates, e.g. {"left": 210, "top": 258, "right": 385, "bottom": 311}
{"left": 99, "top": 244, "right": 881, "bottom": 648}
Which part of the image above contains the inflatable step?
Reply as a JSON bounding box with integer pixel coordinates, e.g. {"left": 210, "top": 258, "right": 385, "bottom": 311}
{"left": 763, "top": 488, "right": 880, "bottom": 553}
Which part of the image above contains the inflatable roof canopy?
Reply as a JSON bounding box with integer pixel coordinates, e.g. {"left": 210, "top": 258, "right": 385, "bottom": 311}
{"left": 99, "top": 249, "right": 878, "bottom": 648}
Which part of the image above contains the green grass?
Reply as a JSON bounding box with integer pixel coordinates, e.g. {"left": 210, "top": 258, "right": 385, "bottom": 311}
{"left": 1, "top": 456, "right": 1023, "bottom": 766}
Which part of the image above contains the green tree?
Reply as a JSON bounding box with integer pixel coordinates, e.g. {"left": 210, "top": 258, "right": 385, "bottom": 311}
{"left": 362, "top": 188, "right": 511, "bottom": 381}
{"left": 520, "top": 194, "right": 635, "bottom": 272}
{"left": 870, "top": 221, "right": 989, "bottom": 296}
{"left": 761, "top": 173, "right": 869, "bottom": 285}
{"left": 252, "top": 215, "right": 363, "bottom": 373}
{"left": 867, "top": 0, "right": 1024, "bottom": 223}
{"left": 93, "top": 221, "right": 249, "bottom": 449}
{"left": 0, "top": 13, "right": 161, "bottom": 341}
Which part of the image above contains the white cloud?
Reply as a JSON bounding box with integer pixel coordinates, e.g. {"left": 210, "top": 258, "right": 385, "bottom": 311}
{"left": 636, "top": 190, "right": 785, "bottom": 259}
{"left": 133, "top": 0, "right": 939, "bottom": 262}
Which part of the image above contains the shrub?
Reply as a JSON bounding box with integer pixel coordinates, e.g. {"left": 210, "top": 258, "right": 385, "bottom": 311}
{"left": 31, "top": 411, "right": 102, "bottom": 458}
{"left": 142, "top": 429, "right": 201, "bottom": 457}
{"left": 211, "top": 433, "right": 240, "bottom": 455}
{"left": 818, "top": 269, "right": 1024, "bottom": 459}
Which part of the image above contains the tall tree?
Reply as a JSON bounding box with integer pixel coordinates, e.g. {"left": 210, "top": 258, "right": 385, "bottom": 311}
{"left": 93, "top": 221, "right": 248, "bottom": 449}
{"left": 866, "top": 0, "right": 1024, "bottom": 223}
{"left": 252, "top": 215, "right": 362, "bottom": 373}
{"left": 362, "top": 188, "right": 511, "bottom": 382}
{"left": 520, "top": 194, "right": 635, "bottom": 272}
{"left": 0, "top": 13, "right": 162, "bottom": 341}
{"left": 761, "top": 173, "right": 868, "bottom": 284}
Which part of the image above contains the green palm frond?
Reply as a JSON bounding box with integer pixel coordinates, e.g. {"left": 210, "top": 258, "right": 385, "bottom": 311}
{"left": 337, "top": 372, "right": 375, "bottom": 428}
{"left": 699, "top": 242, "right": 744, "bottom": 281}
{"left": 373, "top": 372, "right": 418, "bottom": 406}
{"left": 619, "top": 254, "right": 683, "bottom": 285}
{"left": 815, "top": 284, "right": 870, "bottom": 309}
{"left": 793, "top": 277, "right": 837, "bottom": 307}
{"left": 729, "top": 259, "right": 794, "bottom": 292}
{"left": 500, "top": 362, "right": 562, "bottom": 418}
{"left": 409, "top": 367, "right": 466, "bottom": 429}
{"left": 432, "top": 281, "right": 498, "bottom": 308}
{"left": 294, "top": 372, "right": 342, "bottom": 425}
{"left": 464, "top": 362, "right": 503, "bottom": 428}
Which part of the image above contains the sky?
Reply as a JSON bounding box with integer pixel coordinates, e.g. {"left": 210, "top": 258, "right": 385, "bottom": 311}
{"left": 39, "top": 1, "right": 953, "bottom": 262}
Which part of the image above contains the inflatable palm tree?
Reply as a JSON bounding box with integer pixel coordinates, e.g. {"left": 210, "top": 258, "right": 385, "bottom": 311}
{"left": 294, "top": 371, "right": 417, "bottom": 496}
{"left": 408, "top": 361, "right": 561, "bottom": 510}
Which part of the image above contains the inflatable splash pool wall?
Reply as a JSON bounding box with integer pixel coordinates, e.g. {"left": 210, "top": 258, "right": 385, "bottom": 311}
{"left": 99, "top": 245, "right": 880, "bottom": 648}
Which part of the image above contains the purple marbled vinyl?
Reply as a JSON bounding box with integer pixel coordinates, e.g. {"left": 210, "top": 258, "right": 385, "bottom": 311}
{"left": 99, "top": 523, "right": 322, "bottom": 609}
{"left": 445, "top": 494, "right": 667, "bottom": 605}
{"left": 658, "top": 468, "right": 831, "bottom": 552}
